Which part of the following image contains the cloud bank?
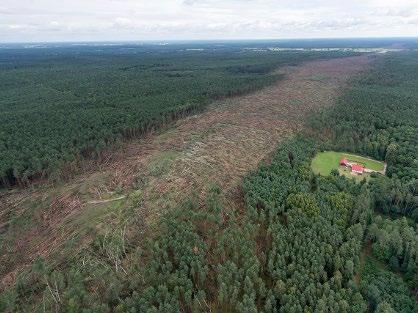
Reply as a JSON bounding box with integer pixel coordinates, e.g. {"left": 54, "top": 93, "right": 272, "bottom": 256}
{"left": 1, "top": 0, "right": 417, "bottom": 42}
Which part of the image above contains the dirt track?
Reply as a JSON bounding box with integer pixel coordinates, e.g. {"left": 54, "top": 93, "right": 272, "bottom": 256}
{"left": 0, "top": 55, "right": 373, "bottom": 288}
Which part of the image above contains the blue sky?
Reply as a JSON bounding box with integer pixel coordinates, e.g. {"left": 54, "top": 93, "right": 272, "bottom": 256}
{"left": 1, "top": 0, "right": 417, "bottom": 42}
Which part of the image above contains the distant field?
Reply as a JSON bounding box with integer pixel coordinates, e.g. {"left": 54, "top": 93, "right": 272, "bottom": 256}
{"left": 311, "top": 151, "right": 385, "bottom": 176}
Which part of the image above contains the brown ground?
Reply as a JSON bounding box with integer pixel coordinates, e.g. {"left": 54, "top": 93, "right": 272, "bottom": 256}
{"left": 0, "top": 55, "right": 373, "bottom": 289}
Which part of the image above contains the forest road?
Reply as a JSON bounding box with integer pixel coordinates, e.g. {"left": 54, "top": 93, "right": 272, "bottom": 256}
{"left": 0, "top": 54, "right": 373, "bottom": 289}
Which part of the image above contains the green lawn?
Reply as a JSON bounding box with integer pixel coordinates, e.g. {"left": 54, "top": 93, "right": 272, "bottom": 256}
{"left": 311, "top": 151, "right": 385, "bottom": 176}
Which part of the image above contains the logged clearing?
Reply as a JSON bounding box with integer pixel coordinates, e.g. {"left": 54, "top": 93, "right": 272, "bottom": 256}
{"left": 0, "top": 55, "right": 372, "bottom": 288}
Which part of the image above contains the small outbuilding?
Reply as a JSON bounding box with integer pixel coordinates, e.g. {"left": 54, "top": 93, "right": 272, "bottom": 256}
{"left": 340, "top": 158, "right": 349, "bottom": 166}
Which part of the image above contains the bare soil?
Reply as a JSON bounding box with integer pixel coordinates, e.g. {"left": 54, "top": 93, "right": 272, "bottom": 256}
{"left": 0, "top": 55, "right": 373, "bottom": 289}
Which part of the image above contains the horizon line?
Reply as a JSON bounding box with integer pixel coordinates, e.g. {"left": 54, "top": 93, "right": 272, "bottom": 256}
{"left": 1, "top": 35, "right": 418, "bottom": 45}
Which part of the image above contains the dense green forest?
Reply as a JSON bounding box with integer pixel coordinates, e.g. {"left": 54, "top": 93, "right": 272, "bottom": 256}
{"left": 312, "top": 53, "right": 418, "bottom": 221}
{"left": 0, "top": 46, "right": 349, "bottom": 187}
{"left": 1, "top": 51, "right": 417, "bottom": 312}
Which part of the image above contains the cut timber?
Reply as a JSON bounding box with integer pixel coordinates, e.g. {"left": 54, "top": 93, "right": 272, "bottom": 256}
{"left": 88, "top": 196, "right": 126, "bottom": 204}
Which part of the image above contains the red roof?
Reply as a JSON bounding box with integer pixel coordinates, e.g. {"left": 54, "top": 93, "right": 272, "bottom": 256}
{"left": 351, "top": 164, "right": 364, "bottom": 173}
{"left": 340, "top": 158, "right": 349, "bottom": 165}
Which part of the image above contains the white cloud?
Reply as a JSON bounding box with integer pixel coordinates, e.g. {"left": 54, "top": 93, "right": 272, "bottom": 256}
{"left": 0, "top": 0, "right": 417, "bottom": 42}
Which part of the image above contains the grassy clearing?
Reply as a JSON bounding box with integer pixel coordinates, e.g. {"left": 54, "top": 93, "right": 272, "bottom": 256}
{"left": 311, "top": 151, "right": 385, "bottom": 176}
{"left": 343, "top": 152, "right": 385, "bottom": 171}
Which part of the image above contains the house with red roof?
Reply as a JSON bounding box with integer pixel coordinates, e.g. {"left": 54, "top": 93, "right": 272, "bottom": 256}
{"left": 351, "top": 164, "right": 364, "bottom": 174}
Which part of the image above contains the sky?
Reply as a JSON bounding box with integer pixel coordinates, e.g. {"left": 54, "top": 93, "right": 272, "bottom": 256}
{"left": 1, "top": 0, "right": 418, "bottom": 42}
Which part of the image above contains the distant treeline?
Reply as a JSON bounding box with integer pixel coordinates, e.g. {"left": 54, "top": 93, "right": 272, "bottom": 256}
{"left": 0, "top": 47, "right": 349, "bottom": 187}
